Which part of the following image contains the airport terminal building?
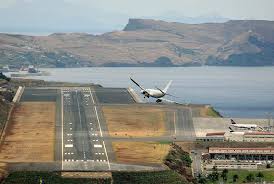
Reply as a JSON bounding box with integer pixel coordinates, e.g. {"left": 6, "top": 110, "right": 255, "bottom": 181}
{"left": 209, "top": 147, "right": 274, "bottom": 161}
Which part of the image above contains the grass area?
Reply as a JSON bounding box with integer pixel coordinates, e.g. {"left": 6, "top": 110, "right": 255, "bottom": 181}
{"left": 201, "top": 106, "right": 222, "bottom": 117}
{"left": 225, "top": 170, "right": 274, "bottom": 183}
{"left": 112, "top": 142, "right": 170, "bottom": 165}
{"left": 2, "top": 172, "right": 111, "bottom": 184}
{"left": 102, "top": 106, "right": 166, "bottom": 137}
{"left": 0, "top": 102, "right": 55, "bottom": 162}
{"left": 2, "top": 171, "right": 188, "bottom": 184}
{"left": 165, "top": 144, "right": 194, "bottom": 182}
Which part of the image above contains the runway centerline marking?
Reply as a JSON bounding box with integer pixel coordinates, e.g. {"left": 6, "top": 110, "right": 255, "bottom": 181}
{"left": 75, "top": 90, "right": 87, "bottom": 161}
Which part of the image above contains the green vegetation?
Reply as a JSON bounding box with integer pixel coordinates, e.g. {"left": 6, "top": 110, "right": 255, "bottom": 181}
{"left": 206, "top": 166, "right": 219, "bottom": 183}
{"left": 197, "top": 170, "right": 274, "bottom": 184}
{"left": 165, "top": 143, "right": 193, "bottom": 183}
{"left": 158, "top": 141, "right": 172, "bottom": 145}
{"left": 0, "top": 74, "right": 12, "bottom": 130}
{"left": 205, "top": 106, "right": 222, "bottom": 117}
{"left": 0, "top": 72, "right": 10, "bottom": 82}
{"left": 112, "top": 170, "right": 187, "bottom": 184}
{"left": 2, "top": 171, "right": 111, "bottom": 184}
{"left": 226, "top": 170, "right": 274, "bottom": 183}
{"left": 2, "top": 171, "right": 188, "bottom": 184}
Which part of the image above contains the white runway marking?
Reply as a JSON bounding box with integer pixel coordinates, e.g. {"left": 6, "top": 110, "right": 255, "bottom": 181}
{"left": 65, "top": 144, "right": 73, "bottom": 148}
{"left": 94, "top": 144, "right": 102, "bottom": 148}
{"left": 89, "top": 89, "right": 95, "bottom": 104}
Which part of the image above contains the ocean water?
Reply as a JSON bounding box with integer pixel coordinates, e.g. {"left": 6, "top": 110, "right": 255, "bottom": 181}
{"left": 17, "top": 66, "right": 274, "bottom": 118}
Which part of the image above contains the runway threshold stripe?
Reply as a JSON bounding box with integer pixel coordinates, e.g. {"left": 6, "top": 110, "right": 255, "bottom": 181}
{"left": 65, "top": 144, "right": 73, "bottom": 148}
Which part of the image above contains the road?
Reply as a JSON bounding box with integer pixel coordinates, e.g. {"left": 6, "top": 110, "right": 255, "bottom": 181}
{"left": 190, "top": 150, "right": 203, "bottom": 177}
{"left": 62, "top": 87, "right": 110, "bottom": 171}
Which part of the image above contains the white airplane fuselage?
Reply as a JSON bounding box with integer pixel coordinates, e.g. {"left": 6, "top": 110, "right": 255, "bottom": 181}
{"left": 141, "top": 89, "right": 165, "bottom": 98}
{"left": 229, "top": 124, "right": 264, "bottom": 132}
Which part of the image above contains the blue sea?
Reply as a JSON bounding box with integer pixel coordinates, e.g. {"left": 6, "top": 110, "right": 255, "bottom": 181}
{"left": 13, "top": 66, "right": 274, "bottom": 118}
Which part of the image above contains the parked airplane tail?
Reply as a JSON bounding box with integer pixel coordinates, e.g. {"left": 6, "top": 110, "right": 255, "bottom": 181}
{"left": 231, "top": 119, "right": 236, "bottom": 124}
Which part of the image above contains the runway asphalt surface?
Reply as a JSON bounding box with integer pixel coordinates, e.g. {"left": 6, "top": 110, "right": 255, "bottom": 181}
{"left": 20, "top": 88, "right": 57, "bottom": 102}
{"left": 94, "top": 87, "right": 135, "bottom": 104}
{"left": 175, "top": 108, "right": 196, "bottom": 141}
{"left": 62, "top": 87, "right": 111, "bottom": 171}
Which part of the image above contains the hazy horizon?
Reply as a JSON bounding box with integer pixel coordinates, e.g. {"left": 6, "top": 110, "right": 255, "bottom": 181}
{"left": 0, "top": 0, "right": 274, "bottom": 35}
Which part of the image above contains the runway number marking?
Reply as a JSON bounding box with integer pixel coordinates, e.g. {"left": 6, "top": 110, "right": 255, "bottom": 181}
{"left": 94, "top": 144, "right": 102, "bottom": 148}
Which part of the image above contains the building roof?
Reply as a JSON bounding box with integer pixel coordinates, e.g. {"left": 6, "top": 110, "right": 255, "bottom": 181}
{"left": 206, "top": 132, "right": 225, "bottom": 136}
{"left": 209, "top": 147, "right": 274, "bottom": 154}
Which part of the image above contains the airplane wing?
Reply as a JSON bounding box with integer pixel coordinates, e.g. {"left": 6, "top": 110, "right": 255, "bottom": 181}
{"left": 130, "top": 77, "right": 145, "bottom": 90}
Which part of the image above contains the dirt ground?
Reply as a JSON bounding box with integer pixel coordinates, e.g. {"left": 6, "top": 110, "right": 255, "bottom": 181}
{"left": 175, "top": 142, "right": 196, "bottom": 153}
{"left": 102, "top": 106, "right": 166, "bottom": 137}
{"left": 0, "top": 102, "right": 55, "bottom": 162}
{"left": 112, "top": 142, "right": 170, "bottom": 165}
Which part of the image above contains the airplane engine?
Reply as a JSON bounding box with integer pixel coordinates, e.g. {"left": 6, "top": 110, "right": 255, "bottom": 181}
{"left": 156, "top": 99, "right": 162, "bottom": 103}
{"left": 141, "top": 90, "right": 150, "bottom": 98}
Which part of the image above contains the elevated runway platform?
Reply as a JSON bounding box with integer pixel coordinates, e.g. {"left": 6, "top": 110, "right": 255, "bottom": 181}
{"left": 12, "top": 85, "right": 197, "bottom": 172}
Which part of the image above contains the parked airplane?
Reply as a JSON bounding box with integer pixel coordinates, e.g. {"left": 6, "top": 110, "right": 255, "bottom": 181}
{"left": 130, "top": 77, "right": 177, "bottom": 103}
{"left": 229, "top": 119, "right": 264, "bottom": 132}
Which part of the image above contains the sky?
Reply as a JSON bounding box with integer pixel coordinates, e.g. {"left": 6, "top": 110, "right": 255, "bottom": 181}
{"left": 0, "top": 0, "right": 273, "bottom": 35}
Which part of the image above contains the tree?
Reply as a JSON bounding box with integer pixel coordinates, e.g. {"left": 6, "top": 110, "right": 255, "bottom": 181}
{"left": 257, "top": 172, "right": 264, "bottom": 182}
{"left": 197, "top": 174, "right": 207, "bottom": 184}
{"left": 221, "top": 169, "right": 228, "bottom": 181}
{"left": 246, "top": 173, "right": 255, "bottom": 182}
{"left": 0, "top": 72, "right": 10, "bottom": 81}
{"left": 208, "top": 166, "right": 219, "bottom": 182}
{"left": 233, "top": 174, "right": 239, "bottom": 182}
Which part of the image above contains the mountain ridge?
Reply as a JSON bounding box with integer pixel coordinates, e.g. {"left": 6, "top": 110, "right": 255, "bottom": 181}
{"left": 1, "top": 18, "right": 274, "bottom": 67}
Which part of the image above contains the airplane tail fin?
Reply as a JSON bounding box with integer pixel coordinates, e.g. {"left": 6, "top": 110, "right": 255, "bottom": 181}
{"left": 163, "top": 80, "right": 172, "bottom": 93}
{"left": 231, "top": 119, "right": 236, "bottom": 124}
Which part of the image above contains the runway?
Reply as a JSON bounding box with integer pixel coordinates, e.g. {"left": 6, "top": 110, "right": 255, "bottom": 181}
{"left": 20, "top": 88, "right": 57, "bottom": 102}
{"left": 61, "top": 87, "right": 111, "bottom": 171}
{"left": 94, "top": 87, "right": 135, "bottom": 104}
{"left": 17, "top": 86, "right": 197, "bottom": 171}
{"left": 173, "top": 107, "right": 196, "bottom": 141}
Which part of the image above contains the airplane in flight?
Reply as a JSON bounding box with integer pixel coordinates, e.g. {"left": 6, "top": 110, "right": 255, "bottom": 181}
{"left": 130, "top": 77, "right": 177, "bottom": 103}
{"left": 229, "top": 119, "right": 264, "bottom": 132}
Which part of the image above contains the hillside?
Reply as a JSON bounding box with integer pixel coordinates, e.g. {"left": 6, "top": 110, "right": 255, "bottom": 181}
{"left": 1, "top": 19, "right": 274, "bottom": 67}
